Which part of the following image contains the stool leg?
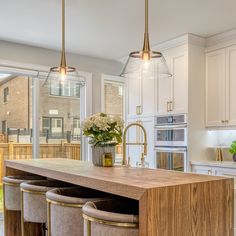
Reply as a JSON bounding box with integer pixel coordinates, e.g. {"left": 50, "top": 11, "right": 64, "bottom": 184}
{"left": 21, "top": 190, "right": 24, "bottom": 236}
{"left": 86, "top": 219, "right": 91, "bottom": 236}
{"left": 3, "top": 184, "right": 6, "bottom": 236}
{"left": 42, "top": 223, "right": 46, "bottom": 236}
{"left": 47, "top": 201, "right": 51, "bottom": 236}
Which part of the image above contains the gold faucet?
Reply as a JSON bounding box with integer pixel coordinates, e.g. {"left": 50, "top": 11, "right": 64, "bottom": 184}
{"left": 122, "top": 122, "right": 148, "bottom": 166}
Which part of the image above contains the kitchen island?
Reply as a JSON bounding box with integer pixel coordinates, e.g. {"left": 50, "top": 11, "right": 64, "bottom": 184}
{"left": 4, "top": 158, "right": 234, "bottom": 236}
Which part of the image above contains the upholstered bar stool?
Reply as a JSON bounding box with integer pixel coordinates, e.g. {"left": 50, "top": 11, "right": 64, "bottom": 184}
{"left": 3, "top": 175, "right": 44, "bottom": 211}
{"left": 46, "top": 187, "right": 108, "bottom": 236}
{"left": 82, "top": 199, "right": 139, "bottom": 236}
{"left": 20, "top": 179, "right": 71, "bottom": 236}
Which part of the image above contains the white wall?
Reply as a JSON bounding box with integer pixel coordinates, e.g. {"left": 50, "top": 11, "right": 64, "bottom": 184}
{"left": 0, "top": 40, "right": 123, "bottom": 114}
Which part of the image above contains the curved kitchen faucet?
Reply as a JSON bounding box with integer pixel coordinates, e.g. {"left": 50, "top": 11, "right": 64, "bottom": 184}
{"left": 122, "top": 122, "right": 148, "bottom": 167}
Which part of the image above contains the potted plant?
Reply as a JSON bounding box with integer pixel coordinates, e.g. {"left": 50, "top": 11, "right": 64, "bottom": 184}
{"left": 82, "top": 113, "right": 124, "bottom": 166}
{"left": 229, "top": 140, "right": 236, "bottom": 161}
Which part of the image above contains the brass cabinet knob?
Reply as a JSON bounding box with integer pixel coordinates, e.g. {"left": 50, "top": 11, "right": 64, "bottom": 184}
{"left": 221, "top": 120, "right": 225, "bottom": 123}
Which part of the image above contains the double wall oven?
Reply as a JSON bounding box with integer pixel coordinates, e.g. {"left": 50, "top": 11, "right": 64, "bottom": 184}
{"left": 154, "top": 114, "right": 187, "bottom": 172}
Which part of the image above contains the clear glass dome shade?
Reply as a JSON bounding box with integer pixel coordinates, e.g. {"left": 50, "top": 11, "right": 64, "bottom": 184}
{"left": 120, "top": 51, "right": 172, "bottom": 79}
{"left": 43, "top": 66, "right": 86, "bottom": 94}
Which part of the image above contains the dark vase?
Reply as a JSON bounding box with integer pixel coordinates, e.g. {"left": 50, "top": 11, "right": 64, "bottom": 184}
{"left": 233, "top": 154, "right": 236, "bottom": 162}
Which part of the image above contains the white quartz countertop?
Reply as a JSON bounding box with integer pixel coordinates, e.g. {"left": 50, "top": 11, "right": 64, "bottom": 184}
{"left": 190, "top": 160, "right": 236, "bottom": 168}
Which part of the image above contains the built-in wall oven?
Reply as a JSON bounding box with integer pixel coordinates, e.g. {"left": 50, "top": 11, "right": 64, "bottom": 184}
{"left": 154, "top": 114, "right": 187, "bottom": 172}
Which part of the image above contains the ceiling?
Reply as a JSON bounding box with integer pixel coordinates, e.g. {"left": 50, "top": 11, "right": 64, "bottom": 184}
{"left": 0, "top": 0, "right": 236, "bottom": 60}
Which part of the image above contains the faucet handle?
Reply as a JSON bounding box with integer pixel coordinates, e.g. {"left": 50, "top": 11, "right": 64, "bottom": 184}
{"left": 136, "top": 153, "right": 149, "bottom": 168}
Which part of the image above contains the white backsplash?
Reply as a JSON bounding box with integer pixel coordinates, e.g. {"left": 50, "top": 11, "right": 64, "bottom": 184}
{"left": 207, "top": 130, "right": 236, "bottom": 161}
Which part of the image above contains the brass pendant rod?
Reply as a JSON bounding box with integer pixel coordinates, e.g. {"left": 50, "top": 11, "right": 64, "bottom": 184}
{"left": 145, "top": 0, "right": 148, "bottom": 34}
{"left": 142, "top": 0, "right": 150, "bottom": 53}
{"left": 60, "top": 0, "right": 66, "bottom": 68}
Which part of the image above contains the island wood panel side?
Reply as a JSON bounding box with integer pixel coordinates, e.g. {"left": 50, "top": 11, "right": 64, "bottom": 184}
{"left": 140, "top": 179, "right": 233, "bottom": 236}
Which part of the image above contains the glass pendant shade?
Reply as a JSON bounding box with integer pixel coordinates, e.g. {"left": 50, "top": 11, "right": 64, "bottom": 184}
{"left": 120, "top": 0, "right": 172, "bottom": 79}
{"left": 120, "top": 51, "right": 172, "bottom": 79}
{"left": 44, "top": 0, "right": 85, "bottom": 89}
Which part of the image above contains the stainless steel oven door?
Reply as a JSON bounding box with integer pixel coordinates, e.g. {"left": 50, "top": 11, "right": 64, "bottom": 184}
{"left": 155, "top": 147, "right": 187, "bottom": 172}
{"left": 154, "top": 125, "right": 187, "bottom": 147}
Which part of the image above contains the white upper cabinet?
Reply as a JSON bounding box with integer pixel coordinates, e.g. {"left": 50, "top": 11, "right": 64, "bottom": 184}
{"left": 157, "top": 75, "right": 172, "bottom": 114}
{"left": 157, "top": 49, "right": 188, "bottom": 115}
{"left": 126, "top": 77, "right": 142, "bottom": 117}
{"left": 141, "top": 74, "right": 156, "bottom": 116}
{"left": 126, "top": 73, "right": 156, "bottom": 118}
{"left": 171, "top": 51, "right": 188, "bottom": 114}
{"left": 206, "top": 46, "right": 236, "bottom": 127}
{"left": 205, "top": 49, "right": 226, "bottom": 127}
{"left": 226, "top": 45, "right": 236, "bottom": 126}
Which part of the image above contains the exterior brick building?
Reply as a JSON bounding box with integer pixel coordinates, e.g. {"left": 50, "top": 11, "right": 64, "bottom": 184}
{"left": 0, "top": 76, "right": 80, "bottom": 139}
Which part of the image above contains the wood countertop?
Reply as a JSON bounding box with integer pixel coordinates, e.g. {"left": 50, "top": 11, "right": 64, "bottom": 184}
{"left": 5, "top": 158, "right": 228, "bottom": 200}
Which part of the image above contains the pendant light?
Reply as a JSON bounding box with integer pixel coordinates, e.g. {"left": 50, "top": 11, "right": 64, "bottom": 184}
{"left": 44, "top": 0, "right": 85, "bottom": 87}
{"left": 120, "top": 0, "right": 172, "bottom": 78}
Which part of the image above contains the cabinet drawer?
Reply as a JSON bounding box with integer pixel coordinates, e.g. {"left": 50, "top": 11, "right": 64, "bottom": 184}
{"left": 191, "top": 165, "right": 214, "bottom": 175}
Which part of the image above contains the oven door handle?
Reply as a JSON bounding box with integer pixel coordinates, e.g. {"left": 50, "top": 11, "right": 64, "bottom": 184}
{"left": 154, "top": 124, "right": 187, "bottom": 130}
{"left": 154, "top": 147, "right": 187, "bottom": 152}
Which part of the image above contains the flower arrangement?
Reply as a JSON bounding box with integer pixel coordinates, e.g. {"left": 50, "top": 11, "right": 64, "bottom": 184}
{"left": 82, "top": 113, "right": 124, "bottom": 146}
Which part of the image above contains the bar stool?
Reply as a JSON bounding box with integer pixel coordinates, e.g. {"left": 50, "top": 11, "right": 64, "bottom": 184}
{"left": 20, "top": 179, "right": 71, "bottom": 236}
{"left": 46, "top": 187, "right": 108, "bottom": 236}
{"left": 3, "top": 176, "right": 45, "bottom": 211}
{"left": 82, "top": 199, "right": 139, "bottom": 236}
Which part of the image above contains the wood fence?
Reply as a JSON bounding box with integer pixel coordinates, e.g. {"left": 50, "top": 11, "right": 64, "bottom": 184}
{"left": 0, "top": 143, "right": 80, "bottom": 182}
{"left": 0, "top": 134, "right": 6, "bottom": 143}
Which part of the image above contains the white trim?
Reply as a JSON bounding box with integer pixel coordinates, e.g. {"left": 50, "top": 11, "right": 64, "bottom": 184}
{"left": 80, "top": 72, "right": 93, "bottom": 161}
{"left": 206, "top": 28, "right": 236, "bottom": 52}
{"left": 32, "top": 77, "right": 40, "bottom": 159}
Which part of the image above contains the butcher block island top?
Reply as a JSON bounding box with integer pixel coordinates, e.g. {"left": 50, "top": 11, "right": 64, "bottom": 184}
{"left": 4, "top": 158, "right": 234, "bottom": 236}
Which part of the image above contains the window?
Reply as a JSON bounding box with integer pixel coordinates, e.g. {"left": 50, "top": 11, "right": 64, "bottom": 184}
{"left": 102, "top": 76, "right": 125, "bottom": 163}
{"left": 50, "top": 80, "right": 80, "bottom": 98}
{"left": 42, "top": 117, "right": 64, "bottom": 136}
{"left": 3, "top": 87, "right": 9, "bottom": 103}
{"left": 2, "top": 120, "right": 7, "bottom": 134}
{"left": 73, "top": 118, "right": 80, "bottom": 136}
{"left": 104, "top": 81, "right": 124, "bottom": 117}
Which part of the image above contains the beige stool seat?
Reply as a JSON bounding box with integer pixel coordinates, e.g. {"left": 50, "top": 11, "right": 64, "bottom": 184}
{"left": 82, "top": 199, "right": 139, "bottom": 236}
{"left": 46, "top": 187, "right": 108, "bottom": 236}
{"left": 3, "top": 175, "right": 45, "bottom": 211}
{"left": 20, "top": 180, "right": 71, "bottom": 224}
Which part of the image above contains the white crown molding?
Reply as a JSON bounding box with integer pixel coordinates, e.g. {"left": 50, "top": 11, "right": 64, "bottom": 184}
{"left": 206, "top": 28, "right": 236, "bottom": 52}
{"left": 118, "top": 33, "right": 206, "bottom": 63}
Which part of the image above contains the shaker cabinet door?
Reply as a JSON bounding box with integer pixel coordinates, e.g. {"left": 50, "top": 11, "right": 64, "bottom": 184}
{"left": 126, "top": 77, "right": 142, "bottom": 117}
{"left": 171, "top": 52, "right": 188, "bottom": 114}
{"left": 226, "top": 45, "right": 236, "bottom": 126}
{"left": 205, "top": 49, "right": 226, "bottom": 127}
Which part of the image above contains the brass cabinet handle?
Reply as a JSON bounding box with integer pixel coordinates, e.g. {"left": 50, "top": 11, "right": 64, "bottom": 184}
{"left": 221, "top": 120, "right": 225, "bottom": 123}
{"left": 136, "top": 106, "right": 142, "bottom": 115}
{"left": 225, "top": 120, "right": 229, "bottom": 123}
{"left": 167, "top": 102, "right": 169, "bottom": 112}
{"left": 167, "top": 101, "right": 172, "bottom": 112}
{"left": 170, "top": 101, "right": 173, "bottom": 111}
